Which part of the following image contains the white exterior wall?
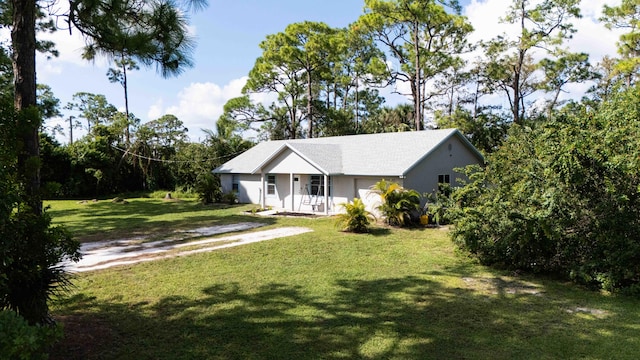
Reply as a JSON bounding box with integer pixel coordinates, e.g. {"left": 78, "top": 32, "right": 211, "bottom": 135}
{"left": 264, "top": 174, "right": 289, "bottom": 209}
{"left": 403, "top": 136, "right": 481, "bottom": 201}
{"left": 220, "top": 174, "right": 233, "bottom": 194}
{"left": 219, "top": 173, "right": 261, "bottom": 204}
{"left": 346, "top": 176, "right": 404, "bottom": 215}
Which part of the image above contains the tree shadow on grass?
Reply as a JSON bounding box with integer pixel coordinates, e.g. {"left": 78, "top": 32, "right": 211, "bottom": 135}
{"left": 367, "top": 227, "right": 392, "bottom": 236}
{"left": 49, "top": 201, "right": 275, "bottom": 242}
{"left": 52, "top": 275, "right": 640, "bottom": 360}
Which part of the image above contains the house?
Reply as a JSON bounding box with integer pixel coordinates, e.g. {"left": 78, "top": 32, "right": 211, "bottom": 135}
{"left": 213, "top": 129, "right": 484, "bottom": 214}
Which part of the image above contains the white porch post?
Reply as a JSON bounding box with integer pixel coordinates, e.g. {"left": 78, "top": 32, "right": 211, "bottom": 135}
{"left": 290, "top": 173, "right": 295, "bottom": 211}
{"left": 324, "top": 174, "right": 329, "bottom": 215}
{"left": 260, "top": 172, "right": 265, "bottom": 209}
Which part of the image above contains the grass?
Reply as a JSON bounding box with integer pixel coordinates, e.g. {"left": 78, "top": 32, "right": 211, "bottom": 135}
{"left": 45, "top": 197, "right": 273, "bottom": 242}
{"left": 48, "top": 198, "right": 640, "bottom": 359}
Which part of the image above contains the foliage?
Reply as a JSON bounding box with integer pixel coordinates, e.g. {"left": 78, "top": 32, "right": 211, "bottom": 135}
{"left": 435, "top": 106, "right": 509, "bottom": 154}
{"left": 71, "top": 0, "right": 207, "bottom": 78}
{"left": 361, "top": 103, "right": 414, "bottom": 134}
{"left": 479, "top": 0, "right": 582, "bottom": 123}
{"left": 195, "top": 172, "right": 221, "bottom": 205}
{"left": 7, "top": 0, "right": 204, "bottom": 331}
{"left": 335, "top": 198, "right": 375, "bottom": 233}
{"left": 0, "top": 99, "right": 80, "bottom": 325}
{"left": 232, "top": 20, "right": 388, "bottom": 140}
{"left": 0, "top": 310, "right": 62, "bottom": 360}
{"left": 602, "top": 0, "right": 640, "bottom": 84}
{"left": 450, "top": 85, "right": 640, "bottom": 292}
{"left": 423, "top": 186, "right": 453, "bottom": 226}
{"left": 65, "top": 92, "right": 118, "bottom": 133}
{"left": 1, "top": 205, "right": 81, "bottom": 324}
{"left": 369, "top": 180, "right": 420, "bottom": 227}
{"left": 221, "top": 191, "right": 238, "bottom": 205}
{"left": 357, "top": 0, "right": 473, "bottom": 130}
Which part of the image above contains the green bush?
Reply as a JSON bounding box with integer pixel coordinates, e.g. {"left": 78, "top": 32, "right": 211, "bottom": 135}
{"left": 423, "top": 185, "right": 454, "bottom": 226}
{"left": 195, "top": 173, "right": 222, "bottom": 204}
{"left": 0, "top": 310, "right": 62, "bottom": 360}
{"left": 450, "top": 86, "right": 640, "bottom": 292}
{"left": 335, "top": 198, "right": 375, "bottom": 233}
{"left": 370, "top": 180, "right": 421, "bottom": 227}
{"left": 221, "top": 191, "right": 238, "bottom": 205}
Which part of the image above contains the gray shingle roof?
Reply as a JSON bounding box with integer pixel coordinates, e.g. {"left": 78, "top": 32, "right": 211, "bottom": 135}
{"left": 214, "top": 129, "right": 482, "bottom": 176}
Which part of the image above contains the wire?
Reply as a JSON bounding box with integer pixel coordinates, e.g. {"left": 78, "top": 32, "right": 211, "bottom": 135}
{"left": 110, "top": 144, "right": 246, "bottom": 164}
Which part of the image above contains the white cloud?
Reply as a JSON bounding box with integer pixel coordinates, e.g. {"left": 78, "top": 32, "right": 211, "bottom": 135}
{"left": 465, "top": 0, "right": 518, "bottom": 44}
{"left": 147, "top": 99, "right": 165, "bottom": 120}
{"left": 148, "top": 77, "right": 248, "bottom": 141}
{"left": 464, "top": 0, "right": 623, "bottom": 62}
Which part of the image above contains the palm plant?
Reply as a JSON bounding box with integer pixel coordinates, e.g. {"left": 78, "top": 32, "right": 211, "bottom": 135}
{"left": 369, "top": 180, "right": 421, "bottom": 227}
{"left": 335, "top": 198, "right": 376, "bottom": 233}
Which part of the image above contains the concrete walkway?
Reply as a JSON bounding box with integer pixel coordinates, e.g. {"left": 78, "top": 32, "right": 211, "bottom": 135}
{"left": 64, "top": 223, "right": 313, "bottom": 272}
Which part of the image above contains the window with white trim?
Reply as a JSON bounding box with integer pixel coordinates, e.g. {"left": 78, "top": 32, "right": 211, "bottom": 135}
{"left": 266, "top": 175, "right": 276, "bottom": 196}
{"left": 232, "top": 175, "right": 239, "bottom": 193}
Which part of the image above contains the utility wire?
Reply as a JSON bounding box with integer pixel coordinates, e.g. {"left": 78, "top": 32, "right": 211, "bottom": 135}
{"left": 111, "top": 144, "right": 246, "bottom": 164}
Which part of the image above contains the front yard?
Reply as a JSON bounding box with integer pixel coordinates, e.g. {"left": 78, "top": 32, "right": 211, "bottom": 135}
{"left": 48, "top": 198, "right": 640, "bottom": 359}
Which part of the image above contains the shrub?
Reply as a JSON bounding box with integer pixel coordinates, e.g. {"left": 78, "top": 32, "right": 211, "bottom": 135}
{"left": 370, "top": 180, "right": 421, "bottom": 227}
{"left": 423, "top": 186, "right": 453, "bottom": 226}
{"left": 195, "top": 173, "right": 222, "bottom": 204}
{"left": 0, "top": 310, "right": 62, "bottom": 360}
{"left": 221, "top": 192, "right": 238, "bottom": 205}
{"left": 335, "top": 198, "right": 375, "bottom": 233}
{"left": 450, "top": 87, "right": 640, "bottom": 292}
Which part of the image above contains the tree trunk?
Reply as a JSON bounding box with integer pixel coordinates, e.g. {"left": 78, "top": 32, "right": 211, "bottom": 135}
{"left": 122, "top": 56, "right": 131, "bottom": 144}
{"left": 512, "top": 1, "right": 525, "bottom": 125}
{"left": 12, "top": 0, "right": 41, "bottom": 214}
{"left": 413, "top": 21, "right": 422, "bottom": 131}
{"left": 306, "top": 70, "right": 313, "bottom": 138}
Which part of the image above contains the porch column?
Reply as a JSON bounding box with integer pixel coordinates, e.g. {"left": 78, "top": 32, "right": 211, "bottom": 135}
{"left": 290, "top": 173, "right": 295, "bottom": 211}
{"left": 324, "top": 174, "right": 329, "bottom": 215}
{"left": 260, "top": 172, "right": 265, "bottom": 209}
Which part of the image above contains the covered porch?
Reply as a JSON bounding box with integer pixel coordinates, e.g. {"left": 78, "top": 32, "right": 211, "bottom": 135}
{"left": 259, "top": 173, "right": 332, "bottom": 215}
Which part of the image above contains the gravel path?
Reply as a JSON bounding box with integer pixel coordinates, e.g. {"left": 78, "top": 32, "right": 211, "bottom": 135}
{"left": 63, "top": 223, "right": 313, "bottom": 272}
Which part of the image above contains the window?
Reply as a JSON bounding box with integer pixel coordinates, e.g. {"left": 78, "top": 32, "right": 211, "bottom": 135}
{"left": 266, "top": 175, "right": 276, "bottom": 196}
{"left": 232, "top": 175, "right": 239, "bottom": 193}
{"left": 310, "top": 175, "right": 331, "bottom": 196}
{"left": 438, "top": 174, "right": 450, "bottom": 185}
{"left": 437, "top": 174, "right": 451, "bottom": 195}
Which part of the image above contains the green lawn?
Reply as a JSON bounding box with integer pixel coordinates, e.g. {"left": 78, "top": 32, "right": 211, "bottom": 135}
{"left": 49, "top": 198, "right": 640, "bottom": 359}
{"left": 45, "top": 198, "right": 273, "bottom": 242}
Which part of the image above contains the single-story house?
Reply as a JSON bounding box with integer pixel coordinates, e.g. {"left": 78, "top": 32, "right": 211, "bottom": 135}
{"left": 213, "top": 129, "right": 484, "bottom": 214}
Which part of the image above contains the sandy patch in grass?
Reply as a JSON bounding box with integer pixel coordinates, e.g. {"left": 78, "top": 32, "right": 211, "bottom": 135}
{"left": 63, "top": 223, "right": 312, "bottom": 272}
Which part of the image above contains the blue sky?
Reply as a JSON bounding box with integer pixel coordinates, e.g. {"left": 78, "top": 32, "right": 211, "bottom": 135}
{"left": 33, "top": 0, "right": 621, "bottom": 143}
